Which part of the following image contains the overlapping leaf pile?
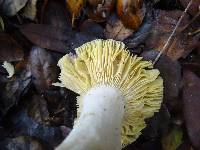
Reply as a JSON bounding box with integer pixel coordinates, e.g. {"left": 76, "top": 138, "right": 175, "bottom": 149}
{"left": 0, "top": 0, "right": 200, "bottom": 149}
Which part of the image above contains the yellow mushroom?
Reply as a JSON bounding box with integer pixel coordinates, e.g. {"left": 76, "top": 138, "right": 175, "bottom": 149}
{"left": 54, "top": 39, "right": 163, "bottom": 150}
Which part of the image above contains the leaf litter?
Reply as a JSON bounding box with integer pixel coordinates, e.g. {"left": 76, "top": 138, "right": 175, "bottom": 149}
{"left": 0, "top": 0, "right": 200, "bottom": 149}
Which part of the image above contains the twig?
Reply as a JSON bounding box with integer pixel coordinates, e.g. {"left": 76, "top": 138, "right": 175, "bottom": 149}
{"left": 181, "top": 10, "right": 200, "bottom": 32}
{"left": 188, "top": 28, "right": 200, "bottom": 36}
{"left": 152, "top": 0, "right": 193, "bottom": 65}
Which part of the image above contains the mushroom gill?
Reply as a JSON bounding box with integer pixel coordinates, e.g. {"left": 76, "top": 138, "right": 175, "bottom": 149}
{"left": 54, "top": 39, "right": 163, "bottom": 148}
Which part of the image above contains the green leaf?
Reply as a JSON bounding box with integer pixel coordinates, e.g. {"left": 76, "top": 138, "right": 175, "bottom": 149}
{"left": 162, "top": 127, "right": 183, "bottom": 150}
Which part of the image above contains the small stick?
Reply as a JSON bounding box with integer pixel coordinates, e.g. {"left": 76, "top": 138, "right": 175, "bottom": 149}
{"left": 181, "top": 10, "right": 200, "bottom": 32}
{"left": 153, "top": 0, "right": 193, "bottom": 65}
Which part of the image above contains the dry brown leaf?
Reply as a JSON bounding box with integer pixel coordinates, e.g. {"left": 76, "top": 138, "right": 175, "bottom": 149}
{"left": 0, "top": 33, "right": 24, "bottom": 62}
{"left": 146, "top": 10, "right": 199, "bottom": 60}
{"left": 20, "top": 23, "right": 74, "bottom": 53}
{"left": 29, "top": 46, "right": 57, "bottom": 92}
{"left": 105, "top": 14, "right": 133, "bottom": 41}
{"left": 65, "top": 0, "right": 84, "bottom": 26}
{"left": 42, "top": 0, "right": 71, "bottom": 28}
{"left": 183, "top": 70, "right": 200, "bottom": 149}
{"left": 116, "top": 0, "right": 145, "bottom": 30}
{"left": 180, "top": 0, "right": 200, "bottom": 16}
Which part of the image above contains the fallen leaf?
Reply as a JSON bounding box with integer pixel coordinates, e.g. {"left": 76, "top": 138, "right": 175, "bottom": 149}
{"left": 80, "top": 19, "right": 104, "bottom": 38}
{"left": 20, "top": 23, "right": 74, "bottom": 53}
{"left": 27, "top": 94, "right": 49, "bottom": 124}
{"left": 0, "top": 136, "right": 47, "bottom": 150}
{"left": 29, "top": 46, "right": 58, "bottom": 92}
{"left": 146, "top": 10, "right": 199, "bottom": 60}
{"left": 43, "top": 89, "right": 77, "bottom": 126}
{"left": 183, "top": 70, "right": 200, "bottom": 149}
{"left": 116, "top": 0, "right": 145, "bottom": 29}
{"left": 65, "top": 0, "right": 84, "bottom": 26}
{"left": 162, "top": 127, "right": 183, "bottom": 150}
{"left": 124, "top": 8, "right": 153, "bottom": 48}
{"left": 181, "top": 53, "right": 200, "bottom": 77}
{"left": 87, "top": 0, "right": 115, "bottom": 22}
{"left": 105, "top": 14, "right": 133, "bottom": 41}
{"left": 6, "top": 109, "right": 63, "bottom": 147}
{"left": 22, "top": 0, "right": 38, "bottom": 20}
{"left": 42, "top": 0, "right": 71, "bottom": 28}
{"left": 0, "top": 64, "right": 31, "bottom": 119}
{"left": 180, "top": 0, "right": 200, "bottom": 16}
{"left": 0, "top": 33, "right": 24, "bottom": 62}
{"left": 0, "top": 0, "right": 28, "bottom": 16}
{"left": 69, "top": 21, "right": 105, "bottom": 52}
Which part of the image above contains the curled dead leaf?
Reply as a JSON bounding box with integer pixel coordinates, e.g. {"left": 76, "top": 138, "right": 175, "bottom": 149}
{"left": 116, "top": 0, "right": 145, "bottom": 30}
{"left": 65, "top": 0, "right": 84, "bottom": 26}
{"left": 104, "top": 14, "right": 133, "bottom": 41}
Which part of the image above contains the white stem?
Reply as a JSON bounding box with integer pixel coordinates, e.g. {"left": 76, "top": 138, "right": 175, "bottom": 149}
{"left": 56, "top": 85, "right": 125, "bottom": 150}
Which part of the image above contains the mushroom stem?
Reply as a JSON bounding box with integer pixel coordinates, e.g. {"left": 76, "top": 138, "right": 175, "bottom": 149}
{"left": 56, "top": 85, "right": 125, "bottom": 150}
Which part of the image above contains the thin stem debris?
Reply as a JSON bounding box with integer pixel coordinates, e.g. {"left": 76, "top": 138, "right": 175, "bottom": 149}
{"left": 153, "top": 0, "right": 193, "bottom": 65}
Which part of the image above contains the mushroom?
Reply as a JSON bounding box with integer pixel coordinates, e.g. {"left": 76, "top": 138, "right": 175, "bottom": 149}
{"left": 54, "top": 39, "right": 163, "bottom": 150}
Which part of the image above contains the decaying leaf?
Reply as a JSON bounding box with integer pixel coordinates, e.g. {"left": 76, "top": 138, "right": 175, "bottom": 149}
{"left": 42, "top": 0, "right": 71, "bottom": 28}
{"left": 0, "top": 136, "right": 46, "bottom": 150}
{"left": 181, "top": 53, "right": 200, "bottom": 77}
{"left": 180, "top": 0, "right": 200, "bottom": 16}
{"left": 183, "top": 70, "right": 200, "bottom": 149}
{"left": 22, "top": 0, "right": 38, "bottom": 20}
{"left": 0, "top": 64, "right": 31, "bottom": 119}
{"left": 146, "top": 10, "right": 199, "bottom": 60}
{"left": 20, "top": 23, "right": 74, "bottom": 53}
{"left": 27, "top": 94, "right": 49, "bottom": 124}
{"left": 0, "top": 33, "right": 24, "bottom": 62}
{"left": 7, "top": 109, "right": 64, "bottom": 147}
{"left": 0, "top": 0, "right": 28, "bottom": 16}
{"left": 105, "top": 14, "right": 133, "bottom": 41}
{"left": 124, "top": 8, "right": 153, "bottom": 48}
{"left": 117, "top": 0, "right": 145, "bottom": 30}
{"left": 65, "top": 0, "right": 84, "bottom": 26}
{"left": 29, "top": 46, "right": 58, "bottom": 92}
{"left": 162, "top": 127, "right": 183, "bottom": 150}
{"left": 87, "top": 0, "right": 115, "bottom": 22}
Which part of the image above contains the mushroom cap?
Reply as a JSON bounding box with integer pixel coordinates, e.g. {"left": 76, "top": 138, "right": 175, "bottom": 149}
{"left": 55, "top": 39, "right": 163, "bottom": 146}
